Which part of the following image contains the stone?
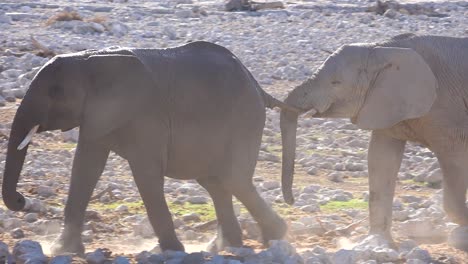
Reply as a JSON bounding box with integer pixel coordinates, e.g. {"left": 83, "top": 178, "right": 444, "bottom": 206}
{"left": 327, "top": 172, "right": 343, "bottom": 183}
{"left": 425, "top": 168, "right": 442, "bottom": 184}
{"left": 115, "top": 204, "right": 129, "bottom": 213}
{"left": 50, "top": 255, "right": 73, "bottom": 264}
{"left": 405, "top": 247, "right": 431, "bottom": 262}
{"left": 225, "top": 247, "right": 255, "bottom": 258}
{"left": 106, "top": 21, "right": 129, "bottom": 36}
{"left": 262, "top": 181, "right": 280, "bottom": 190}
{"left": 134, "top": 217, "right": 154, "bottom": 238}
{"left": 86, "top": 249, "right": 107, "bottom": 264}
{"left": 182, "top": 213, "right": 201, "bottom": 222}
{"left": 268, "top": 240, "right": 297, "bottom": 263}
{"left": 384, "top": 9, "right": 398, "bottom": 19}
{"left": 332, "top": 249, "right": 357, "bottom": 264}
{"left": 175, "top": 10, "right": 193, "bottom": 19}
{"left": 62, "top": 128, "right": 79, "bottom": 142}
{"left": 447, "top": 226, "right": 468, "bottom": 251}
{"left": 373, "top": 247, "right": 399, "bottom": 262}
{"left": 300, "top": 203, "right": 320, "bottom": 213}
{"left": 0, "top": 95, "right": 6, "bottom": 107}
{"left": 399, "top": 218, "right": 447, "bottom": 240}
{"left": 0, "top": 13, "right": 12, "bottom": 24}
{"left": 181, "top": 252, "right": 204, "bottom": 264}
{"left": 187, "top": 196, "right": 209, "bottom": 204}
{"left": 11, "top": 228, "right": 25, "bottom": 239}
{"left": 183, "top": 230, "right": 198, "bottom": 240}
{"left": 31, "top": 220, "right": 62, "bottom": 235}
{"left": 302, "top": 185, "right": 320, "bottom": 193}
{"left": 307, "top": 167, "right": 318, "bottom": 175}
{"left": 0, "top": 241, "right": 11, "bottom": 264}
{"left": 113, "top": 256, "right": 130, "bottom": 264}
{"left": 2, "top": 218, "right": 22, "bottom": 230}
{"left": 37, "top": 185, "right": 56, "bottom": 197}
{"left": 13, "top": 240, "right": 47, "bottom": 264}
{"left": 163, "top": 26, "right": 177, "bottom": 40}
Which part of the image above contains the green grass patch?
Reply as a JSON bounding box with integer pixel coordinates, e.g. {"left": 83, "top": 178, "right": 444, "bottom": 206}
{"left": 320, "top": 199, "right": 368, "bottom": 212}
{"left": 168, "top": 202, "right": 216, "bottom": 222}
{"left": 400, "top": 179, "right": 425, "bottom": 186}
{"left": 89, "top": 201, "right": 145, "bottom": 214}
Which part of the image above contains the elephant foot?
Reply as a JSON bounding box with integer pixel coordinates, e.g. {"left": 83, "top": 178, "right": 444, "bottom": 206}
{"left": 448, "top": 226, "right": 468, "bottom": 252}
{"left": 159, "top": 237, "right": 185, "bottom": 252}
{"left": 260, "top": 216, "right": 288, "bottom": 245}
{"left": 50, "top": 235, "right": 85, "bottom": 256}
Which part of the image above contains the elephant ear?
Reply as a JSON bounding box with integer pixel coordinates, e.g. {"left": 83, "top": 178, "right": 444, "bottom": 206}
{"left": 81, "top": 54, "right": 155, "bottom": 141}
{"left": 355, "top": 47, "right": 437, "bottom": 130}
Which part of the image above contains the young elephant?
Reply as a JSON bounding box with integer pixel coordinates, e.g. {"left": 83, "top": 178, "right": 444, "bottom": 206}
{"left": 2, "top": 41, "right": 294, "bottom": 255}
{"left": 281, "top": 34, "right": 468, "bottom": 250}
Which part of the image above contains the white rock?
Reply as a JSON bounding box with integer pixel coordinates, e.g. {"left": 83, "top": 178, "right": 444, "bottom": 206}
{"left": 114, "top": 204, "right": 128, "bottom": 213}
{"left": 13, "top": 240, "right": 47, "bottom": 264}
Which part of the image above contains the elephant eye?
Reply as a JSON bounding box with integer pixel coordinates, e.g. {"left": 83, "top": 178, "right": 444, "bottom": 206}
{"left": 48, "top": 85, "right": 64, "bottom": 99}
{"left": 331, "top": 80, "right": 341, "bottom": 85}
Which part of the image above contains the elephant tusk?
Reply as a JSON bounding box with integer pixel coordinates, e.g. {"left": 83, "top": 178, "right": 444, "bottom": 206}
{"left": 17, "top": 125, "right": 39, "bottom": 150}
{"left": 303, "top": 108, "right": 318, "bottom": 118}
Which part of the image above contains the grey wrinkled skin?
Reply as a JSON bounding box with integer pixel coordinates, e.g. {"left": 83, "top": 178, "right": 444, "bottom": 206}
{"left": 281, "top": 34, "right": 468, "bottom": 250}
{"left": 1, "top": 41, "right": 288, "bottom": 255}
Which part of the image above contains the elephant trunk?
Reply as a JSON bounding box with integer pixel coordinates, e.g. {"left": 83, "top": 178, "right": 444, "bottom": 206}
{"left": 2, "top": 103, "right": 40, "bottom": 211}
{"left": 280, "top": 109, "right": 299, "bottom": 205}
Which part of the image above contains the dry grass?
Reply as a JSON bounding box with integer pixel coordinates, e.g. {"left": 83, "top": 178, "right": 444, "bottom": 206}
{"left": 85, "top": 15, "right": 108, "bottom": 25}
{"left": 45, "top": 10, "right": 83, "bottom": 26}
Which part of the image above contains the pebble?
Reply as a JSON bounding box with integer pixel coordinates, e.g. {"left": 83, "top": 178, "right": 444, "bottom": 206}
{"left": 50, "top": 255, "right": 73, "bottom": 264}
{"left": 86, "top": 249, "right": 107, "bottom": 264}
{"left": 12, "top": 240, "right": 47, "bottom": 264}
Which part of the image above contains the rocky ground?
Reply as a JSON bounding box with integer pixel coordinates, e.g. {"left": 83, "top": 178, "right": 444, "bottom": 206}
{"left": 1, "top": 0, "right": 468, "bottom": 263}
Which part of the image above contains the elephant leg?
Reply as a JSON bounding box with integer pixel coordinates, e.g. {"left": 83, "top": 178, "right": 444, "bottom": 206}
{"left": 230, "top": 181, "right": 287, "bottom": 245}
{"left": 197, "top": 178, "right": 242, "bottom": 253}
{"left": 51, "top": 140, "right": 110, "bottom": 256}
{"left": 436, "top": 155, "right": 468, "bottom": 225}
{"left": 367, "top": 131, "right": 406, "bottom": 241}
{"left": 128, "top": 155, "right": 184, "bottom": 252}
{"left": 436, "top": 153, "right": 468, "bottom": 251}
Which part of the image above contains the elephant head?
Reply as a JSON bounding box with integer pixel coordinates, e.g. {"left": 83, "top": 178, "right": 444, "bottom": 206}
{"left": 280, "top": 44, "right": 437, "bottom": 204}
{"left": 2, "top": 51, "right": 156, "bottom": 211}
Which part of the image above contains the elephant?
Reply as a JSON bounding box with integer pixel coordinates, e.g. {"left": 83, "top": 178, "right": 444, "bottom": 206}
{"left": 1, "top": 41, "right": 296, "bottom": 255}
{"left": 280, "top": 33, "right": 468, "bottom": 250}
